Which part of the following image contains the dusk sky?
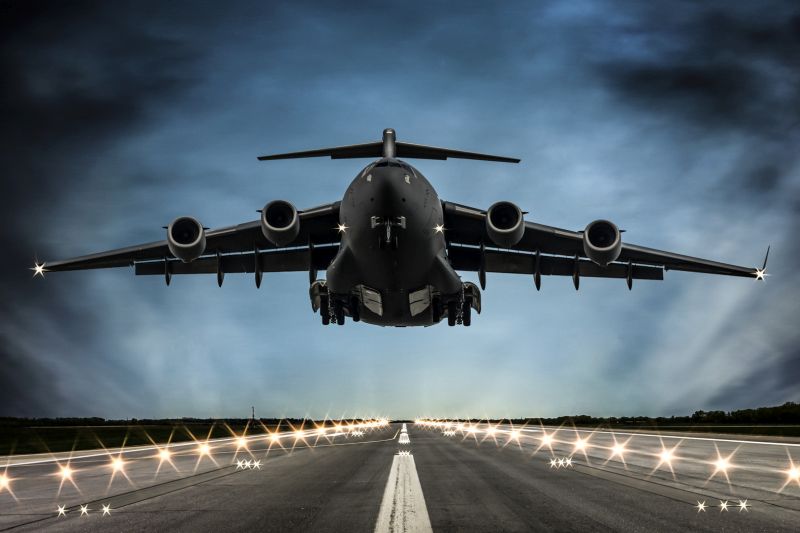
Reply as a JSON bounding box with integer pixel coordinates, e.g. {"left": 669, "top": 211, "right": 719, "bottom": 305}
{"left": 2, "top": 0, "right": 798, "bottom": 419}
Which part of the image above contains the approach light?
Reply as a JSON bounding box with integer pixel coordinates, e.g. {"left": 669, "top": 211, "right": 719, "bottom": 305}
{"left": 56, "top": 505, "right": 67, "bottom": 517}
{"left": 159, "top": 448, "right": 171, "bottom": 461}
{"left": 80, "top": 504, "right": 89, "bottom": 516}
{"left": 737, "top": 499, "right": 750, "bottom": 512}
{"left": 467, "top": 426, "right": 478, "bottom": 434}
{"left": 294, "top": 430, "right": 305, "bottom": 439}
{"left": 719, "top": 500, "right": 729, "bottom": 512}
{"left": 111, "top": 457, "right": 125, "bottom": 472}
{"left": 102, "top": 504, "right": 111, "bottom": 516}
{"left": 197, "top": 443, "right": 211, "bottom": 456}
{"left": 486, "top": 426, "right": 497, "bottom": 436}
{"left": 317, "top": 427, "right": 327, "bottom": 436}
{"left": 237, "top": 437, "right": 248, "bottom": 449}
{"left": 509, "top": 430, "right": 521, "bottom": 440}
{"left": 787, "top": 466, "right": 800, "bottom": 482}
{"left": 573, "top": 438, "right": 586, "bottom": 451}
{"left": 541, "top": 433, "right": 553, "bottom": 446}
{"left": 270, "top": 433, "right": 281, "bottom": 442}
{"left": 695, "top": 501, "right": 707, "bottom": 513}
{"left": 659, "top": 449, "right": 673, "bottom": 465}
{"left": 611, "top": 443, "right": 626, "bottom": 458}
{"left": 714, "top": 456, "right": 730, "bottom": 474}
{"left": 0, "top": 474, "right": 8, "bottom": 490}
{"left": 60, "top": 466, "right": 72, "bottom": 480}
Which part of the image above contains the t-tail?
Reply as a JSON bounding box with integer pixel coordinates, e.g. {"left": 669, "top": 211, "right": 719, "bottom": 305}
{"left": 258, "top": 128, "right": 520, "bottom": 163}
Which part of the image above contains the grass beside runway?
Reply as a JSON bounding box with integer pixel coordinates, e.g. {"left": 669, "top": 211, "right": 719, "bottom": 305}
{"left": 0, "top": 419, "right": 346, "bottom": 456}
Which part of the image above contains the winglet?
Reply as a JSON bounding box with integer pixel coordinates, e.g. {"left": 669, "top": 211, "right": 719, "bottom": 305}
{"left": 754, "top": 245, "right": 770, "bottom": 281}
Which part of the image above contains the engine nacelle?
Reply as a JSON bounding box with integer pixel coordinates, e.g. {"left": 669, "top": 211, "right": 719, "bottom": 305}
{"left": 167, "top": 216, "right": 206, "bottom": 262}
{"left": 583, "top": 219, "right": 622, "bottom": 267}
{"left": 261, "top": 200, "right": 300, "bottom": 246}
{"left": 486, "top": 201, "right": 524, "bottom": 248}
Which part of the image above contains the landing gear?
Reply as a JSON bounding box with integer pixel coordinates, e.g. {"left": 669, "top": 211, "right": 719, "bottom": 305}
{"left": 309, "top": 280, "right": 359, "bottom": 326}
{"left": 440, "top": 282, "right": 480, "bottom": 327}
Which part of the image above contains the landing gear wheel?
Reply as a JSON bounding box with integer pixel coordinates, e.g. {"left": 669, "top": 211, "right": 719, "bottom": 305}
{"left": 447, "top": 301, "right": 457, "bottom": 326}
{"left": 350, "top": 297, "right": 360, "bottom": 322}
{"left": 432, "top": 296, "right": 443, "bottom": 323}
{"left": 334, "top": 301, "right": 345, "bottom": 325}
{"left": 320, "top": 296, "right": 330, "bottom": 325}
{"left": 462, "top": 299, "right": 472, "bottom": 326}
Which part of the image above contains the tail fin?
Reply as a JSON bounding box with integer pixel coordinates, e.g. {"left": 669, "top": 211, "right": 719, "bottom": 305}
{"left": 258, "top": 128, "right": 520, "bottom": 163}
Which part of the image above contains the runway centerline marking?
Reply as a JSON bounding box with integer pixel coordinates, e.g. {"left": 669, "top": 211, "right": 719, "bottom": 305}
{"left": 374, "top": 453, "right": 432, "bottom": 533}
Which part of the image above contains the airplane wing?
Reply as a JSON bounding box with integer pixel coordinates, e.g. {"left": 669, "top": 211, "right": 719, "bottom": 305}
{"left": 441, "top": 201, "right": 767, "bottom": 288}
{"left": 39, "top": 202, "right": 341, "bottom": 283}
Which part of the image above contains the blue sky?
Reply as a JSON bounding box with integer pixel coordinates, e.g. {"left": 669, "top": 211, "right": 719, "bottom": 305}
{"left": 2, "top": 1, "right": 798, "bottom": 419}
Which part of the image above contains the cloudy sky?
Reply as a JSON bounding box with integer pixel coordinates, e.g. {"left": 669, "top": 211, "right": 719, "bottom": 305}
{"left": 2, "top": 0, "right": 798, "bottom": 419}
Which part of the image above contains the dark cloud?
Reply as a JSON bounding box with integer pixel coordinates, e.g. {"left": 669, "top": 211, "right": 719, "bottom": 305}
{"left": 597, "top": 7, "right": 800, "bottom": 136}
{"left": 0, "top": 1, "right": 202, "bottom": 415}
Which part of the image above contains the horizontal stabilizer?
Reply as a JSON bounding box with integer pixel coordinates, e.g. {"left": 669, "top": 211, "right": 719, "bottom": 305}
{"left": 258, "top": 128, "right": 520, "bottom": 163}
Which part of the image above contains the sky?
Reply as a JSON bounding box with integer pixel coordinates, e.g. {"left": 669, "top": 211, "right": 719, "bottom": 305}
{"left": 1, "top": 0, "right": 798, "bottom": 420}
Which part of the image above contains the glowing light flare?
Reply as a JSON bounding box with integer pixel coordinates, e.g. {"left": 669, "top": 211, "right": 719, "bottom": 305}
{"left": 236, "top": 437, "right": 248, "bottom": 449}
{"left": 102, "top": 504, "right": 111, "bottom": 516}
{"left": 270, "top": 433, "right": 281, "bottom": 443}
{"left": 80, "top": 504, "right": 89, "bottom": 516}
{"left": 197, "top": 443, "right": 211, "bottom": 456}
{"left": 111, "top": 457, "right": 125, "bottom": 473}
{"left": 612, "top": 443, "right": 626, "bottom": 458}
{"left": 0, "top": 474, "right": 8, "bottom": 490}
{"left": 540, "top": 433, "right": 553, "bottom": 446}
{"left": 573, "top": 438, "right": 586, "bottom": 451}
{"left": 737, "top": 499, "right": 750, "bottom": 512}
{"left": 718, "top": 500, "right": 729, "bottom": 512}
{"left": 787, "top": 466, "right": 800, "bottom": 483}
{"left": 659, "top": 449, "right": 673, "bottom": 466}
{"left": 57, "top": 505, "right": 67, "bottom": 517}
{"left": 434, "top": 224, "right": 445, "bottom": 234}
{"left": 509, "top": 430, "right": 521, "bottom": 440}
{"left": 31, "top": 261, "right": 47, "bottom": 278}
{"left": 695, "top": 501, "right": 706, "bottom": 513}
{"left": 159, "top": 448, "right": 172, "bottom": 462}
{"left": 486, "top": 426, "right": 497, "bottom": 436}
{"left": 60, "top": 466, "right": 73, "bottom": 481}
{"left": 714, "top": 456, "right": 730, "bottom": 474}
{"left": 294, "top": 430, "right": 305, "bottom": 440}
{"left": 755, "top": 268, "right": 767, "bottom": 281}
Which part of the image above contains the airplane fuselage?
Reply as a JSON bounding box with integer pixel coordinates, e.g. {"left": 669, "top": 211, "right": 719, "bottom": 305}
{"left": 326, "top": 158, "right": 463, "bottom": 326}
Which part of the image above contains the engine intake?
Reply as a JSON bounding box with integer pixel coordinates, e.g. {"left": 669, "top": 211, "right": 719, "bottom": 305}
{"left": 583, "top": 219, "right": 622, "bottom": 266}
{"left": 486, "top": 201, "right": 524, "bottom": 248}
{"left": 261, "top": 200, "right": 300, "bottom": 246}
{"left": 167, "top": 216, "right": 206, "bottom": 262}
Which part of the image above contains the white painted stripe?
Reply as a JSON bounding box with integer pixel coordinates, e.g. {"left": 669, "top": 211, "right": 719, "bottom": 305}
{"left": 375, "top": 454, "right": 432, "bottom": 533}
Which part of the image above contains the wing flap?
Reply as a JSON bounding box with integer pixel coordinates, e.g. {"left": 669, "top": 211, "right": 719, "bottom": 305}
{"left": 448, "top": 246, "right": 663, "bottom": 280}
{"left": 135, "top": 246, "right": 338, "bottom": 276}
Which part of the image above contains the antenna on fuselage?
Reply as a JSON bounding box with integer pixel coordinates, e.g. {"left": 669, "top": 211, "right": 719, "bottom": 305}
{"left": 257, "top": 128, "right": 520, "bottom": 163}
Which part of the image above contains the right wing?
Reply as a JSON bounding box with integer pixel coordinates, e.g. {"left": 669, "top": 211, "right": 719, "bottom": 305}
{"left": 40, "top": 202, "right": 341, "bottom": 279}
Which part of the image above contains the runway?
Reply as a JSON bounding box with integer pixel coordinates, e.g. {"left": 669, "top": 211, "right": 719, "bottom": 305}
{"left": 1, "top": 421, "right": 799, "bottom": 532}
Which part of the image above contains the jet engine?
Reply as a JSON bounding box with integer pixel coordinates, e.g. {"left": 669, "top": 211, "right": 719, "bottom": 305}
{"left": 486, "top": 201, "right": 524, "bottom": 248}
{"left": 261, "top": 200, "right": 300, "bottom": 246}
{"left": 583, "top": 219, "right": 622, "bottom": 266}
{"left": 167, "top": 216, "right": 206, "bottom": 262}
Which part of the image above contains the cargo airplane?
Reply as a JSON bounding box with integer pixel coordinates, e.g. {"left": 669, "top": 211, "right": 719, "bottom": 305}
{"left": 34, "top": 129, "right": 769, "bottom": 327}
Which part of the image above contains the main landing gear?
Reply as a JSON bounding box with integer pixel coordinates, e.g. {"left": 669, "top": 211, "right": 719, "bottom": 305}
{"left": 434, "top": 282, "right": 480, "bottom": 327}
{"left": 310, "top": 281, "right": 359, "bottom": 326}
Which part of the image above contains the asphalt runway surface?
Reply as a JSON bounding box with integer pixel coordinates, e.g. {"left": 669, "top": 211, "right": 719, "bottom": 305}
{"left": 1, "top": 422, "right": 799, "bottom": 532}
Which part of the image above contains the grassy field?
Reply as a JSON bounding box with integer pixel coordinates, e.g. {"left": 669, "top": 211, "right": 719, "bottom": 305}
{"left": 0, "top": 422, "right": 293, "bottom": 456}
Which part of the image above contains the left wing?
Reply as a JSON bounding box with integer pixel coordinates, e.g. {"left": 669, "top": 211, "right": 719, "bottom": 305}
{"left": 442, "top": 201, "right": 767, "bottom": 287}
{"left": 39, "top": 202, "right": 341, "bottom": 282}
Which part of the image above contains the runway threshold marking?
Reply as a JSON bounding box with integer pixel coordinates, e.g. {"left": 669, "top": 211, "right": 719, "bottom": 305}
{"left": 374, "top": 453, "right": 432, "bottom": 533}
